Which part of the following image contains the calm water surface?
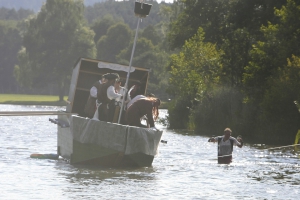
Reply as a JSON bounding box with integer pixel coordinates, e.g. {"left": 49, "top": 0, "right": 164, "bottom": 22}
{"left": 0, "top": 105, "right": 299, "bottom": 200}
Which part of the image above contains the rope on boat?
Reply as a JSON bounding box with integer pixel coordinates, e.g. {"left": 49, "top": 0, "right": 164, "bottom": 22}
{"left": 216, "top": 144, "right": 300, "bottom": 158}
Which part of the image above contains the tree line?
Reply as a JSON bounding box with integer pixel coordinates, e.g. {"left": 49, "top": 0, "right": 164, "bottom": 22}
{"left": 0, "top": 0, "right": 170, "bottom": 99}
{"left": 0, "top": 0, "right": 299, "bottom": 144}
{"left": 166, "top": 0, "right": 300, "bottom": 145}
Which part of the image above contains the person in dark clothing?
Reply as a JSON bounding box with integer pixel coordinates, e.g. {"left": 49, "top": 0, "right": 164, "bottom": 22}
{"left": 96, "top": 73, "right": 121, "bottom": 122}
{"left": 208, "top": 128, "right": 243, "bottom": 164}
{"left": 125, "top": 97, "right": 160, "bottom": 128}
{"left": 84, "top": 74, "right": 108, "bottom": 118}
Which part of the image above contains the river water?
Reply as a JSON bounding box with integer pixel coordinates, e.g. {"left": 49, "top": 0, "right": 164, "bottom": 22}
{"left": 0, "top": 104, "right": 299, "bottom": 200}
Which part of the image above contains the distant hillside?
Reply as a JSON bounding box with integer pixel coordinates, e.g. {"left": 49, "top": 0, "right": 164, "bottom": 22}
{"left": 0, "top": 0, "right": 105, "bottom": 12}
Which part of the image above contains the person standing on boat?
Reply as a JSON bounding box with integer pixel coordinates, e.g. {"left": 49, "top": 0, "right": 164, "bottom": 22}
{"left": 84, "top": 73, "right": 108, "bottom": 118}
{"left": 114, "top": 78, "right": 129, "bottom": 108}
{"left": 208, "top": 128, "right": 243, "bottom": 164}
{"left": 110, "top": 78, "right": 128, "bottom": 123}
{"left": 125, "top": 97, "right": 160, "bottom": 128}
{"left": 97, "top": 73, "right": 122, "bottom": 122}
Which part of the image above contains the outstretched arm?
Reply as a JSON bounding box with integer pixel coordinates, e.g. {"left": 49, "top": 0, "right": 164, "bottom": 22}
{"left": 237, "top": 139, "right": 243, "bottom": 148}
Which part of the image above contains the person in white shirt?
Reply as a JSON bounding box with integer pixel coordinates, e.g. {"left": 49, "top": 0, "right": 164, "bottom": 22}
{"left": 208, "top": 128, "right": 243, "bottom": 164}
{"left": 111, "top": 79, "right": 129, "bottom": 123}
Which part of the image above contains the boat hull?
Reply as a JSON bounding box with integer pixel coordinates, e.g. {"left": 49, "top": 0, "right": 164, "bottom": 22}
{"left": 57, "top": 115, "right": 162, "bottom": 167}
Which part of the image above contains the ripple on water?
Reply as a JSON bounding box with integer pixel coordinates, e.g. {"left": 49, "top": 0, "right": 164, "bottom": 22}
{"left": 0, "top": 105, "right": 299, "bottom": 199}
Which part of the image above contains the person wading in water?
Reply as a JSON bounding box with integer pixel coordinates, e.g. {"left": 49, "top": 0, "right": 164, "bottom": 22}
{"left": 208, "top": 128, "right": 243, "bottom": 164}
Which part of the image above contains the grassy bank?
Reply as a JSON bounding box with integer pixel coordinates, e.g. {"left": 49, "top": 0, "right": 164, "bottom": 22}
{"left": 0, "top": 94, "right": 169, "bottom": 108}
{"left": 0, "top": 94, "right": 68, "bottom": 106}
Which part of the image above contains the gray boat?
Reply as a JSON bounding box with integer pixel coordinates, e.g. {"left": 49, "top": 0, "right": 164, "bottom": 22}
{"left": 54, "top": 58, "right": 163, "bottom": 167}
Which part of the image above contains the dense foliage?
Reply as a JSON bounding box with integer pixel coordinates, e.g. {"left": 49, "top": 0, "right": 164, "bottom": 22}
{"left": 14, "top": 0, "right": 96, "bottom": 100}
{"left": 167, "top": 0, "right": 300, "bottom": 144}
{"left": 0, "top": 20, "right": 22, "bottom": 93}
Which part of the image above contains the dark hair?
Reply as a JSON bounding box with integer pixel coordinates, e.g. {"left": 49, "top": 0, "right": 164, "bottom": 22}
{"left": 116, "top": 78, "right": 123, "bottom": 83}
{"left": 106, "top": 73, "right": 119, "bottom": 80}
{"left": 102, "top": 73, "right": 109, "bottom": 79}
{"left": 147, "top": 97, "right": 160, "bottom": 121}
{"left": 147, "top": 93, "right": 155, "bottom": 97}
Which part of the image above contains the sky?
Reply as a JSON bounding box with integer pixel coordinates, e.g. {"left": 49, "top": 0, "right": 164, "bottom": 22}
{"left": 152, "top": 0, "right": 173, "bottom": 2}
{"left": 118, "top": 0, "right": 174, "bottom": 3}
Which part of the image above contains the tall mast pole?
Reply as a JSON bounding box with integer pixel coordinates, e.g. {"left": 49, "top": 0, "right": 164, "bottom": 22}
{"left": 118, "top": 18, "right": 140, "bottom": 123}
{"left": 118, "top": 1, "right": 152, "bottom": 124}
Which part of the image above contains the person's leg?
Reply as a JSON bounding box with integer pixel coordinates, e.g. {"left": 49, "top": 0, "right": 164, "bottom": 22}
{"left": 98, "top": 104, "right": 108, "bottom": 121}
{"left": 107, "top": 101, "right": 116, "bottom": 122}
{"left": 218, "top": 156, "right": 232, "bottom": 164}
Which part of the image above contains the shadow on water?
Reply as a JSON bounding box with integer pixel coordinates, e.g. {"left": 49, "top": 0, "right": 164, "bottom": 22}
{"left": 54, "top": 159, "right": 158, "bottom": 185}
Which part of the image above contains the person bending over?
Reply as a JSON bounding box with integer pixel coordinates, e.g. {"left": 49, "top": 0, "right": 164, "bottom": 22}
{"left": 125, "top": 97, "right": 160, "bottom": 128}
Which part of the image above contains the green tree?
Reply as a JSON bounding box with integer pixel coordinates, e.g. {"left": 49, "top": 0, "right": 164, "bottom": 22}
{"left": 220, "top": 28, "right": 251, "bottom": 87}
{"left": 167, "top": 27, "right": 222, "bottom": 129}
{"left": 240, "top": 0, "right": 300, "bottom": 144}
{"left": 116, "top": 37, "right": 169, "bottom": 99}
{"left": 90, "top": 14, "right": 122, "bottom": 44}
{"left": 97, "top": 22, "right": 132, "bottom": 62}
{"left": 259, "top": 55, "right": 300, "bottom": 143}
{"left": 140, "top": 25, "right": 161, "bottom": 46}
{"left": 0, "top": 8, "right": 34, "bottom": 20}
{"left": 243, "top": 0, "right": 300, "bottom": 102}
{"left": 116, "top": 37, "right": 155, "bottom": 63}
{"left": 14, "top": 0, "right": 96, "bottom": 100}
{"left": 0, "top": 21, "right": 22, "bottom": 93}
{"left": 167, "top": 0, "right": 228, "bottom": 50}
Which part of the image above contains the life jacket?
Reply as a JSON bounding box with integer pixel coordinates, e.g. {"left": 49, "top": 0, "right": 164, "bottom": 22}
{"left": 218, "top": 137, "right": 234, "bottom": 155}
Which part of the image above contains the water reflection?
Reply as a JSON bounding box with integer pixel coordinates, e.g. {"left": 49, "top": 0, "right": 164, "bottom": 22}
{"left": 56, "top": 163, "right": 157, "bottom": 183}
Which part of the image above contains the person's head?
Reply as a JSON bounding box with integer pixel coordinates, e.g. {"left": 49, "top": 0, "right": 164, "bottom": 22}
{"left": 111, "top": 73, "right": 120, "bottom": 79}
{"left": 147, "top": 93, "right": 155, "bottom": 97}
{"left": 114, "top": 78, "right": 122, "bottom": 89}
{"left": 101, "top": 73, "right": 109, "bottom": 83}
{"left": 224, "top": 128, "right": 232, "bottom": 139}
{"left": 106, "top": 73, "right": 119, "bottom": 85}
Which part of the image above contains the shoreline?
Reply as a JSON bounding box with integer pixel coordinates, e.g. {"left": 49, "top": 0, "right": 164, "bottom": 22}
{"left": 0, "top": 101, "right": 169, "bottom": 109}
{"left": 0, "top": 101, "right": 67, "bottom": 106}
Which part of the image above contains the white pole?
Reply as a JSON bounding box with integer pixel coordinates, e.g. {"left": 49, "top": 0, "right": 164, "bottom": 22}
{"left": 118, "top": 17, "right": 141, "bottom": 124}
